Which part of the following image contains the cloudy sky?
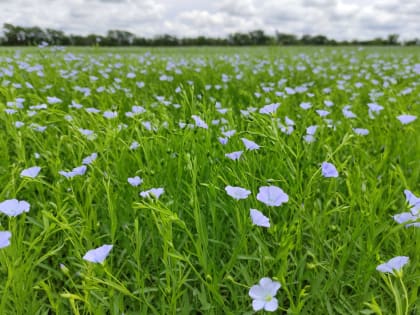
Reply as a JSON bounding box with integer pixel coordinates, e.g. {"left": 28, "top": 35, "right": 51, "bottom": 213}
{"left": 0, "top": 0, "right": 419, "bottom": 40}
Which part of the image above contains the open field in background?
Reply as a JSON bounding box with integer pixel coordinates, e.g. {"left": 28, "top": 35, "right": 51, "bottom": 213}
{"left": 0, "top": 46, "right": 419, "bottom": 314}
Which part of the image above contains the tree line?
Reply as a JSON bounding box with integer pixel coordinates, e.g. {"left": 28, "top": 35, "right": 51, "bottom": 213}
{"left": 0, "top": 23, "right": 419, "bottom": 47}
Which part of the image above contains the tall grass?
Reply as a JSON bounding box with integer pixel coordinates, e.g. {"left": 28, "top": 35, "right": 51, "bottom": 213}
{"left": 0, "top": 46, "right": 419, "bottom": 314}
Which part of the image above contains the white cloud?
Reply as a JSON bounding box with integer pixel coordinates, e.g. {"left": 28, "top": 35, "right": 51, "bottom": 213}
{"left": 217, "top": 0, "right": 256, "bottom": 17}
{"left": 0, "top": 0, "right": 165, "bottom": 36}
{"left": 0, "top": 0, "right": 418, "bottom": 40}
{"left": 302, "top": 0, "right": 338, "bottom": 8}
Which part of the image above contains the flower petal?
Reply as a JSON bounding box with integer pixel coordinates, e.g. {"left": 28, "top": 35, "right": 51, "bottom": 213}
{"left": 128, "top": 176, "right": 143, "bottom": 187}
{"left": 0, "top": 231, "right": 11, "bottom": 249}
{"left": 267, "top": 281, "right": 281, "bottom": 296}
{"left": 376, "top": 256, "right": 409, "bottom": 274}
{"left": 257, "top": 186, "right": 289, "bottom": 206}
{"left": 226, "top": 186, "right": 251, "bottom": 200}
{"left": 250, "top": 209, "right": 270, "bottom": 227}
{"left": 393, "top": 212, "right": 416, "bottom": 224}
{"left": 20, "top": 166, "right": 41, "bottom": 178}
{"left": 241, "top": 138, "right": 260, "bottom": 151}
{"left": 252, "top": 299, "right": 266, "bottom": 311}
{"left": 0, "top": 199, "right": 30, "bottom": 217}
{"left": 83, "top": 244, "right": 113, "bottom": 263}
{"left": 225, "top": 151, "right": 243, "bottom": 161}
{"left": 321, "top": 162, "right": 338, "bottom": 178}
{"left": 140, "top": 188, "right": 164, "bottom": 199}
{"left": 249, "top": 285, "right": 265, "bottom": 299}
{"left": 264, "top": 298, "right": 278, "bottom": 312}
{"left": 397, "top": 115, "right": 416, "bottom": 124}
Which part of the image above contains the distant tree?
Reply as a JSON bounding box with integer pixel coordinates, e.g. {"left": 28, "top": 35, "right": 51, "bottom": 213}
{"left": 312, "top": 35, "right": 329, "bottom": 45}
{"left": 133, "top": 36, "right": 149, "bottom": 46}
{"left": 248, "top": 30, "right": 270, "bottom": 45}
{"left": 196, "top": 36, "right": 209, "bottom": 46}
{"left": 106, "top": 30, "right": 135, "bottom": 46}
{"left": 25, "top": 26, "right": 48, "bottom": 44}
{"left": 300, "top": 34, "right": 330, "bottom": 45}
{"left": 69, "top": 34, "right": 89, "bottom": 46}
{"left": 45, "top": 28, "right": 69, "bottom": 45}
{"left": 3, "top": 23, "right": 25, "bottom": 45}
{"left": 301, "top": 34, "right": 313, "bottom": 45}
{"left": 404, "top": 38, "right": 420, "bottom": 46}
{"left": 276, "top": 31, "right": 298, "bottom": 45}
{"left": 387, "top": 34, "right": 399, "bottom": 45}
{"left": 371, "top": 37, "right": 387, "bottom": 45}
{"left": 152, "top": 34, "right": 179, "bottom": 46}
{"left": 228, "top": 32, "right": 251, "bottom": 45}
{"left": 275, "top": 32, "right": 298, "bottom": 45}
{"left": 84, "top": 34, "right": 104, "bottom": 46}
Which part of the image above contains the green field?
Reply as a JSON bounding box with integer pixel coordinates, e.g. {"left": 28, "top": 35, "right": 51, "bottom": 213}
{"left": 0, "top": 46, "right": 419, "bottom": 314}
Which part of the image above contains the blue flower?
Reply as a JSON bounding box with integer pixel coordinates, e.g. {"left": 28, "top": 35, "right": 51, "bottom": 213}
{"left": 259, "top": 103, "right": 280, "bottom": 115}
{"left": 257, "top": 186, "right": 289, "bottom": 207}
{"left": 250, "top": 209, "right": 270, "bottom": 227}
{"left": 353, "top": 128, "right": 369, "bottom": 136}
{"left": 321, "top": 162, "right": 338, "bottom": 178}
{"left": 376, "top": 256, "right": 409, "bottom": 275}
{"left": 83, "top": 244, "right": 113, "bottom": 263}
{"left": 128, "top": 176, "right": 143, "bottom": 187}
{"left": 241, "top": 138, "right": 260, "bottom": 151}
{"left": 20, "top": 166, "right": 41, "bottom": 178}
{"left": 397, "top": 115, "right": 416, "bottom": 125}
{"left": 82, "top": 153, "right": 98, "bottom": 165}
{"left": 59, "top": 165, "right": 87, "bottom": 179}
{"left": 249, "top": 277, "right": 281, "bottom": 312}
{"left": 191, "top": 115, "right": 208, "bottom": 129}
{"left": 225, "top": 186, "right": 251, "bottom": 200}
{"left": 0, "top": 199, "right": 30, "bottom": 217}
{"left": 140, "top": 188, "right": 164, "bottom": 199}
{"left": 225, "top": 151, "right": 243, "bottom": 161}
{"left": 393, "top": 190, "right": 420, "bottom": 228}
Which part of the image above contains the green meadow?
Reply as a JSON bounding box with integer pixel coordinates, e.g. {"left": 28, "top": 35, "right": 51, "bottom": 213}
{"left": 0, "top": 46, "right": 419, "bottom": 314}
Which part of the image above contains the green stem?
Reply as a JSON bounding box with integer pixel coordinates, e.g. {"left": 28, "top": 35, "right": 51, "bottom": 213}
{"left": 398, "top": 276, "right": 409, "bottom": 315}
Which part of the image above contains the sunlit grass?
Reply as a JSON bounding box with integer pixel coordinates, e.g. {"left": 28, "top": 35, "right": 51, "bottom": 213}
{"left": 0, "top": 46, "right": 419, "bottom": 314}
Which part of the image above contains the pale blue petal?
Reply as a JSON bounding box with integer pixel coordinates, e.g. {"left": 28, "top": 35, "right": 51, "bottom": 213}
{"left": 83, "top": 244, "right": 113, "bottom": 263}
{"left": 252, "top": 299, "right": 265, "bottom": 311}
{"left": 264, "top": 298, "right": 278, "bottom": 312}
{"left": 0, "top": 231, "right": 11, "bottom": 249}
{"left": 249, "top": 285, "right": 265, "bottom": 299}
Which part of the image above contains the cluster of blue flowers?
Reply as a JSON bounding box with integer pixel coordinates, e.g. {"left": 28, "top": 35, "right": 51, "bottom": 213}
{"left": 0, "top": 46, "right": 418, "bottom": 312}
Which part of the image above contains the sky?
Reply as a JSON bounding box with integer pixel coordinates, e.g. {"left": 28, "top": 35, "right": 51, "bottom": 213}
{"left": 0, "top": 0, "right": 419, "bottom": 40}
